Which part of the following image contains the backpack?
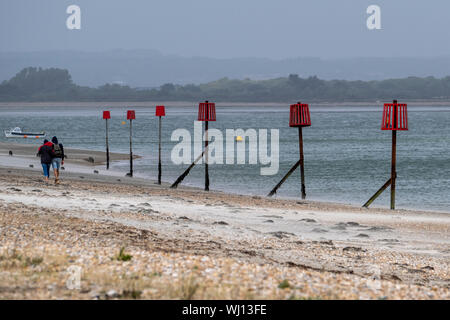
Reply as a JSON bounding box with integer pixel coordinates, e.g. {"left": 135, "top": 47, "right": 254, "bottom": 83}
{"left": 54, "top": 144, "right": 63, "bottom": 157}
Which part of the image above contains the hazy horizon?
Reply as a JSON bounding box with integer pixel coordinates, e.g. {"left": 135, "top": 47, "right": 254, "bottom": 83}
{"left": 2, "top": 1, "right": 450, "bottom": 86}
{"left": 2, "top": 48, "right": 450, "bottom": 61}
{"left": 2, "top": 0, "right": 450, "bottom": 59}
{"left": 3, "top": 50, "right": 450, "bottom": 87}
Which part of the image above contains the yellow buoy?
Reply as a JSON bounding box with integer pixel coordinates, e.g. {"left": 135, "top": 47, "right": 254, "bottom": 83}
{"left": 121, "top": 121, "right": 126, "bottom": 125}
{"left": 236, "top": 136, "right": 243, "bottom": 142}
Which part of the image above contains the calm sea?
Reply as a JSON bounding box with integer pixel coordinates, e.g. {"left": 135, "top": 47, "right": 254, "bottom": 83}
{"left": 1, "top": 104, "right": 449, "bottom": 212}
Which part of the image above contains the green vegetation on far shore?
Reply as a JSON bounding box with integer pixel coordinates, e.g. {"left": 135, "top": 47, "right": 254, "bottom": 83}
{"left": 1, "top": 67, "right": 450, "bottom": 102}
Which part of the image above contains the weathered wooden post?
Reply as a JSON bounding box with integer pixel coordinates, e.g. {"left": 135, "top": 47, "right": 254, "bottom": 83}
{"left": 268, "top": 102, "right": 311, "bottom": 198}
{"left": 127, "top": 110, "right": 136, "bottom": 177}
{"left": 363, "top": 100, "right": 408, "bottom": 209}
{"left": 390, "top": 101, "right": 398, "bottom": 210}
{"left": 199, "top": 101, "right": 216, "bottom": 190}
{"left": 155, "top": 105, "right": 166, "bottom": 185}
{"left": 171, "top": 101, "right": 216, "bottom": 190}
{"left": 103, "top": 110, "right": 111, "bottom": 170}
{"left": 296, "top": 103, "right": 308, "bottom": 199}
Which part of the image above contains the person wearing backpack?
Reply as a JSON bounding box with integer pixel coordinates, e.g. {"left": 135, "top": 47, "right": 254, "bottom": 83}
{"left": 51, "top": 136, "right": 65, "bottom": 184}
{"left": 37, "top": 139, "right": 55, "bottom": 184}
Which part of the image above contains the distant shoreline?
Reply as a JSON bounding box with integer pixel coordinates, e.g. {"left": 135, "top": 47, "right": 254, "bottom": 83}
{"left": 1, "top": 101, "right": 450, "bottom": 108}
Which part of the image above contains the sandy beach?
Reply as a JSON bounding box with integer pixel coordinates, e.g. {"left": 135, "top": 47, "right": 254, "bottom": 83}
{"left": 0, "top": 144, "right": 449, "bottom": 300}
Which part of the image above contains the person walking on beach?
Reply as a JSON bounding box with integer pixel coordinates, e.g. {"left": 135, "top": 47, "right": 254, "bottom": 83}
{"left": 37, "top": 139, "right": 54, "bottom": 183}
{"left": 51, "top": 136, "right": 65, "bottom": 184}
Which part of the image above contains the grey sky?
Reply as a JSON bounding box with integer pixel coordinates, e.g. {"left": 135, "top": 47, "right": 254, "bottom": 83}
{"left": 1, "top": 0, "right": 449, "bottom": 59}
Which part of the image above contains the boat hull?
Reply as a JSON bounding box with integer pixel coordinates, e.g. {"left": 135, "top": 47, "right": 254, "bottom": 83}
{"left": 4, "top": 131, "right": 46, "bottom": 139}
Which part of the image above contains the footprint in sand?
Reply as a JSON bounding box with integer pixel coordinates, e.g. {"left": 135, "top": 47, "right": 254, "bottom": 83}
{"left": 378, "top": 238, "right": 400, "bottom": 243}
{"left": 267, "top": 231, "right": 295, "bottom": 239}
{"left": 138, "top": 208, "right": 157, "bottom": 214}
{"left": 346, "top": 222, "right": 361, "bottom": 227}
{"left": 300, "top": 218, "right": 317, "bottom": 223}
{"left": 260, "top": 215, "right": 283, "bottom": 219}
{"left": 138, "top": 202, "right": 152, "bottom": 207}
{"left": 366, "top": 226, "right": 393, "bottom": 232}
{"left": 213, "top": 221, "right": 229, "bottom": 226}
{"left": 343, "top": 246, "right": 366, "bottom": 252}
{"left": 356, "top": 233, "right": 370, "bottom": 238}
{"left": 332, "top": 223, "right": 347, "bottom": 230}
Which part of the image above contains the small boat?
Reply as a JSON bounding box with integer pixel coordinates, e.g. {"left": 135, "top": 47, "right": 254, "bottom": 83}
{"left": 4, "top": 127, "right": 46, "bottom": 139}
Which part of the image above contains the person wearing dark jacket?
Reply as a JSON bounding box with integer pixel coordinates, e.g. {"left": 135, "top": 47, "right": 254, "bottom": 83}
{"left": 37, "top": 139, "right": 55, "bottom": 183}
{"left": 51, "top": 136, "right": 65, "bottom": 184}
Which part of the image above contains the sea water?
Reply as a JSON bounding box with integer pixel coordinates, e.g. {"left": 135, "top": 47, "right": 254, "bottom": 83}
{"left": 1, "top": 104, "right": 449, "bottom": 212}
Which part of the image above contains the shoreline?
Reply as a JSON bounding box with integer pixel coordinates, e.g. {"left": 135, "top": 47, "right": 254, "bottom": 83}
{"left": 1, "top": 101, "right": 450, "bottom": 108}
{"left": 0, "top": 142, "right": 450, "bottom": 216}
{"left": 1, "top": 141, "right": 449, "bottom": 214}
{"left": 0, "top": 141, "right": 140, "bottom": 167}
{"left": 2, "top": 164, "right": 450, "bottom": 217}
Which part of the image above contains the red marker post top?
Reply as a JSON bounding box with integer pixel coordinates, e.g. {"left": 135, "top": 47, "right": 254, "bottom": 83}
{"left": 103, "top": 111, "right": 111, "bottom": 119}
{"left": 198, "top": 101, "right": 216, "bottom": 121}
{"left": 155, "top": 105, "right": 166, "bottom": 117}
{"left": 127, "top": 110, "right": 136, "bottom": 120}
{"left": 381, "top": 102, "right": 408, "bottom": 131}
{"left": 289, "top": 102, "right": 311, "bottom": 127}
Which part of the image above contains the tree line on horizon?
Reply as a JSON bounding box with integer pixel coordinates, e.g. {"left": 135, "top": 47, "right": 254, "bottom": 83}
{"left": 1, "top": 67, "right": 450, "bottom": 102}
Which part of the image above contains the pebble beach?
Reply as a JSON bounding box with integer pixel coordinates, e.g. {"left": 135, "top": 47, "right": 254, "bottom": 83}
{"left": 0, "top": 154, "right": 448, "bottom": 299}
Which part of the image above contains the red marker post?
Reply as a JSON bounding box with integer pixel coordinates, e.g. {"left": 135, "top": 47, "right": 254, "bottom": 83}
{"left": 103, "top": 111, "right": 111, "bottom": 170}
{"left": 363, "top": 100, "right": 408, "bottom": 209}
{"left": 268, "top": 102, "right": 311, "bottom": 198}
{"left": 198, "top": 101, "right": 216, "bottom": 191}
{"left": 127, "top": 110, "right": 136, "bottom": 177}
{"left": 171, "top": 101, "right": 216, "bottom": 190}
{"left": 155, "top": 105, "right": 166, "bottom": 185}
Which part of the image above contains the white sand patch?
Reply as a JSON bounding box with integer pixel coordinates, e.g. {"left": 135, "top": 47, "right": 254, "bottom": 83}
{"left": 1, "top": 180, "right": 448, "bottom": 257}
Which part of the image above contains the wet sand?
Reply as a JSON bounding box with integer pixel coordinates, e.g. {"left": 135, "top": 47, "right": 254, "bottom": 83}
{"left": 0, "top": 163, "right": 448, "bottom": 299}
{"left": 0, "top": 142, "right": 139, "bottom": 166}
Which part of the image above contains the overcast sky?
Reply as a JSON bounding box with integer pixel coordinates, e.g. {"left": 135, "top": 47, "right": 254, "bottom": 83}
{"left": 1, "top": 0, "right": 449, "bottom": 59}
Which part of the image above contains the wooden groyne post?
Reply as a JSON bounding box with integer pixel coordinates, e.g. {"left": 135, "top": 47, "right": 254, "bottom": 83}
{"left": 268, "top": 102, "right": 311, "bottom": 198}
{"left": 363, "top": 100, "right": 408, "bottom": 210}
{"left": 155, "top": 105, "right": 166, "bottom": 185}
{"left": 103, "top": 110, "right": 111, "bottom": 170}
{"left": 171, "top": 101, "right": 216, "bottom": 190}
{"left": 127, "top": 110, "right": 136, "bottom": 177}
